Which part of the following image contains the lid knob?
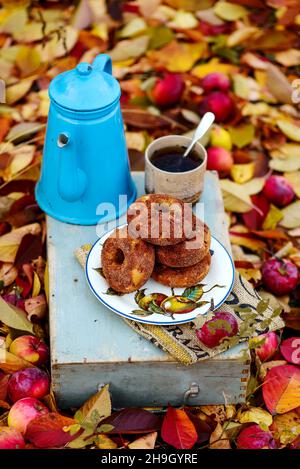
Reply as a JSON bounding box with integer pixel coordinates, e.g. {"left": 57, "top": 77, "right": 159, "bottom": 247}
{"left": 76, "top": 63, "right": 93, "bottom": 76}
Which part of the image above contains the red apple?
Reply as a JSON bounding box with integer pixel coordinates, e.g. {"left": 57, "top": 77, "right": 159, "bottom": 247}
{"left": 8, "top": 397, "right": 49, "bottom": 434}
{"left": 0, "top": 426, "right": 25, "bottom": 449}
{"left": 9, "top": 335, "right": 49, "bottom": 366}
{"left": 263, "top": 175, "right": 294, "bottom": 208}
{"left": 251, "top": 332, "right": 279, "bottom": 362}
{"left": 237, "top": 424, "right": 276, "bottom": 449}
{"left": 207, "top": 146, "right": 234, "bottom": 177}
{"left": 262, "top": 258, "right": 298, "bottom": 296}
{"left": 150, "top": 73, "right": 184, "bottom": 107}
{"left": 196, "top": 312, "right": 238, "bottom": 348}
{"left": 202, "top": 73, "right": 230, "bottom": 92}
{"left": 200, "top": 91, "right": 234, "bottom": 122}
{"left": 8, "top": 368, "right": 50, "bottom": 403}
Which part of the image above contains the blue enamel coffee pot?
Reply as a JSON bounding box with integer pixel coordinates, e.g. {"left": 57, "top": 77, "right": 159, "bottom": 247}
{"left": 36, "top": 54, "right": 136, "bottom": 225}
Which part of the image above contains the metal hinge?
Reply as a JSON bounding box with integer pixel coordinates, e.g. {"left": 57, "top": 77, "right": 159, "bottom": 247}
{"left": 183, "top": 382, "right": 200, "bottom": 405}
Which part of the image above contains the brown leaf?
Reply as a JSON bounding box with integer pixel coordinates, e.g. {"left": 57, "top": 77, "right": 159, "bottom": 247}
{"left": 209, "top": 423, "right": 231, "bottom": 449}
{"left": 25, "top": 294, "right": 47, "bottom": 321}
{"left": 266, "top": 64, "right": 293, "bottom": 105}
{"left": 0, "top": 349, "right": 34, "bottom": 373}
{"left": 122, "top": 108, "right": 171, "bottom": 129}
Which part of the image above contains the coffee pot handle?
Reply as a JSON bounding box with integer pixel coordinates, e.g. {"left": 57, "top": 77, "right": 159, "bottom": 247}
{"left": 92, "top": 54, "right": 112, "bottom": 75}
{"left": 57, "top": 133, "right": 87, "bottom": 203}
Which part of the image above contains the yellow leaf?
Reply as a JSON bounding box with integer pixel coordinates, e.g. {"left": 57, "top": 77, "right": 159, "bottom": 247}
{"left": 96, "top": 434, "right": 118, "bottom": 449}
{"left": 68, "top": 384, "right": 111, "bottom": 449}
{"left": 242, "top": 102, "right": 274, "bottom": 117}
{"left": 10, "top": 145, "right": 35, "bottom": 176}
{"left": 237, "top": 267, "right": 262, "bottom": 282}
{"left": 275, "top": 49, "right": 300, "bottom": 67}
{"left": 284, "top": 172, "right": 300, "bottom": 197}
{"left": 168, "top": 10, "right": 198, "bottom": 29}
{"left": 221, "top": 179, "right": 261, "bottom": 213}
{"left": 0, "top": 297, "right": 34, "bottom": 333}
{"left": 280, "top": 201, "right": 300, "bottom": 228}
{"left": 128, "top": 432, "right": 158, "bottom": 449}
{"left": 118, "top": 18, "right": 147, "bottom": 38}
{"left": 262, "top": 204, "right": 283, "bottom": 230}
{"left": 229, "top": 124, "right": 255, "bottom": 149}
{"left": 230, "top": 162, "right": 255, "bottom": 184}
{"left": 277, "top": 120, "right": 300, "bottom": 142}
{"left": 193, "top": 57, "right": 238, "bottom": 78}
{"left": 227, "top": 27, "right": 260, "bottom": 48}
{"left": 15, "top": 46, "right": 41, "bottom": 76}
{"left": 230, "top": 232, "right": 266, "bottom": 251}
{"left": 237, "top": 407, "right": 273, "bottom": 428}
{"left": 6, "top": 79, "right": 33, "bottom": 105}
{"left": 272, "top": 411, "right": 300, "bottom": 445}
{"left": 233, "top": 74, "right": 261, "bottom": 101}
{"left": 242, "top": 177, "right": 267, "bottom": 196}
{"left": 32, "top": 272, "right": 41, "bottom": 297}
{"left": 36, "top": 26, "right": 78, "bottom": 62}
{"left": 0, "top": 7, "right": 27, "bottom": 35}
{"left": 214, "top": 1, "right": 248, "bottom": 21}
{"left": 148, "top": 40, "right": 206, "bottom": 72}
{"left": 109, "top": 35, "right": 150, "bottom": 62}
{"left": 125, "top": 132, "right": 146, "bottom": 151}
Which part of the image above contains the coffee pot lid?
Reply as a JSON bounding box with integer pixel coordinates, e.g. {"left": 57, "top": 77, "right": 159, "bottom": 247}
{"left": 49, "top": 54, "right": 120, "bottom": 112}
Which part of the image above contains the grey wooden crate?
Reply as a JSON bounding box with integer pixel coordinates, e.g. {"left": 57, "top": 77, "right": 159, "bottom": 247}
{"left": 47, "top": 171, "right": 250, "bottom": 409}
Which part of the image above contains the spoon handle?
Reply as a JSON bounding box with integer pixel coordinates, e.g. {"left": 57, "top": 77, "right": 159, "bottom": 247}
{"left": 183, "top": 112, "right": 215, "bottom": 157}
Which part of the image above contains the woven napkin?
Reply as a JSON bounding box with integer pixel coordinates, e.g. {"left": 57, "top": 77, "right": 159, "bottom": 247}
{"left": 75, "top": 244, "right": 284, "bottom": 365}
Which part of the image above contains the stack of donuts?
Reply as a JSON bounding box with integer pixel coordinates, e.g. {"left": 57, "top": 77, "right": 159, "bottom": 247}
{"left": 101, "top": 194, "right": 211, "bottom": 293}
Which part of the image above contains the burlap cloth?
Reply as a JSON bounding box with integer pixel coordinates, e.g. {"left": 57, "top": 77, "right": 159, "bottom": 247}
{"left": 75, "top": 244, "right": 284, "bottom": 365}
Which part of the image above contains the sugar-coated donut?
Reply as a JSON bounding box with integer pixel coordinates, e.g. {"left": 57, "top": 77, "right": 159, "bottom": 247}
{"left": 152, "top": 253, "right": 211, "bottom": 288}
{"left": 156, "top": 221, "right": 211, "bottom": 268}
{"left": 127, "top": 194, "right": 193, "bottom": 246}
{"left": 101, "top": 226, "right": 155, "bottom": 293}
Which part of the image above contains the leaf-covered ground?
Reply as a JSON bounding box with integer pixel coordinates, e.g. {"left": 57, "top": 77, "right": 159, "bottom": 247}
{"left": 0, "top": 0, "right": 300, "bottom": 450}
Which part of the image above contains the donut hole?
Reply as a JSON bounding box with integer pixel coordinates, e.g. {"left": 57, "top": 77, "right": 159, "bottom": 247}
{"left": 114, "top": 248, "right": 125, "bottom": 265}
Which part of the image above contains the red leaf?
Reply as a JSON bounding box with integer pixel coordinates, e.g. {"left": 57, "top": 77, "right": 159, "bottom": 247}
{"left": 14, "top": 234, "right": 43, "bottom": 268}
{"left": 263, "top": 365, "right": 300, "bottom": 415}
{"left": 161, "top": 406, "right": 197, "bottom": 449}
{"left": 102, "top": 408, "right": 161, "bottom": 434}
{"left": 280, "top": 338, "right": 300, "bottom": 365}
{"left": 0, "top": 180, "right": 35, "bottom": 196}
{"left": 25, "top": 413, "right": 79, "bottom": 448}
{"left": 242, "top": 194, "right": 270, "bottom": 230}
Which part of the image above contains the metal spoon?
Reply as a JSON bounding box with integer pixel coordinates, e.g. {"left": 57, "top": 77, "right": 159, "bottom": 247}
{"left": 183, "top": 112, "right": 215, "bottom": 158}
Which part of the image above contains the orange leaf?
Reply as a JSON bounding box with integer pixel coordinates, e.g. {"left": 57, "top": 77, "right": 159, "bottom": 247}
{"left": 161, "top": 406, "right": 197, "bottom": 449}
{"left": 25, "top": 413, "right": 79, "bottom": 448}
{"left": 263, "top": 365, "right": 300, "bottom": 415}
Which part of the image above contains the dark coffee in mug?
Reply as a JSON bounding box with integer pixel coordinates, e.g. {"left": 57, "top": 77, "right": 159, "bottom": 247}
{"left": 150, "top": 146, "right": 203, "bottom": 173}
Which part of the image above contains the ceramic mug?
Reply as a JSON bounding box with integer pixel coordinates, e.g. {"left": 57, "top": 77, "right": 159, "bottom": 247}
{"left": 145, "top": 135, "right": 207, "bottom": 203}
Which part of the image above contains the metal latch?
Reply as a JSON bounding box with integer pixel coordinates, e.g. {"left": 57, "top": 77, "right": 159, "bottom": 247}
{"left": 183, "top": 382, "right": 200, "bottom": 405}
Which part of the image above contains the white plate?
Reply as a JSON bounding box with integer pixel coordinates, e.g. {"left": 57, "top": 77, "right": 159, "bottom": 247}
{"left": 86, "top": 226, "right": 234, "bottom": 326}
